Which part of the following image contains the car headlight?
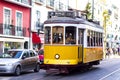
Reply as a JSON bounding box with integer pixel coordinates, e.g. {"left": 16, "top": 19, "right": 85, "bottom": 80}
{"left": 6, "top": 63, "right": 14, "bottom": 66}
{"left": 55, "top": 54, "right": 60, "bottom": 59}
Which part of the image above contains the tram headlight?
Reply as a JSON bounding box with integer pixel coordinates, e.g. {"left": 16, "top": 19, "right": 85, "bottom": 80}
{"left": 55, "top": 54, "right": 60, "bottom": 59}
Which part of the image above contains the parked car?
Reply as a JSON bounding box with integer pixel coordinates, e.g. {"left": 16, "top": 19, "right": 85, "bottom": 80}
{"left": 38, "top": 49, "right": 44, "bottom": 64}
{"left": 0, "top": 49, "right": 40, "bottom": 76}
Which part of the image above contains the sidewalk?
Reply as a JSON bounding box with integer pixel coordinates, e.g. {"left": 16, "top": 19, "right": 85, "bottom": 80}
{"left": 105, "top": 54, "right": 120, "bottom": 59}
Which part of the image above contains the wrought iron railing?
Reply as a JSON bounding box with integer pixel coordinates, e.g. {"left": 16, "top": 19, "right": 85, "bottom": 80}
{"left": 0, "top": 23, "right": 27, "bottom": 37}
{"left": 35, "top": 0, "right": 44, "bottom": 3}
{"left": 14, "top": 0, "right": 32, "bottom": 5}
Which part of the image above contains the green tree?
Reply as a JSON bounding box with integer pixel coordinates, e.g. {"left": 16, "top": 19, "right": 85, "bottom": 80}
{"left": 85, "top": 2, "right": 92, "bottom": 19}
{"left": 103, "top": 10, "right": 110, "bottom": 22}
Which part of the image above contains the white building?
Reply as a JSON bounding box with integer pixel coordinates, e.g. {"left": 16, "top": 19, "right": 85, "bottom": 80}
{"left": 88, "top": 0, "right": 120, "bottom": 48}
{"left": 31, "top": 0, "right": 68, "bottom": 49}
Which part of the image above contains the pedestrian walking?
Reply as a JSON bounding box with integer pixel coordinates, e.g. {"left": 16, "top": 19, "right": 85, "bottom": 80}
{"left": 106, "top": 48, "right": 111, "bottom": 58}
{"left": 118, "top": 47, "right": 120, "bottom": 55}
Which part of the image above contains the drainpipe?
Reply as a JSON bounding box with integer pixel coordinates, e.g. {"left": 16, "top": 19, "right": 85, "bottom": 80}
{"left": 29, "top": 1, "right": 33, "bottom": 49}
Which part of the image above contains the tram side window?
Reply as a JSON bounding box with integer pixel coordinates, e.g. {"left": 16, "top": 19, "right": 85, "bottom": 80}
{"left": 78, "top": 29, "right": 84, "bottom": 45}
{"left": 88, "top": 30, "right": 94, "bottom": 46}
{"left": 65, "top": 27, "right": 76, "bottom": 44}
{"left": 87, "top": 30, "right": 103, "bottom": 47}
{"left": 45, "top": 27, "right": 51, "bottom": 44}
{"left": 100, "top": 33, "right": 103, "bottom": 46}
{"left": 93, "top": 31, "right": 95, "bottom": 46}
{"left": 97, "top": 32, "right": 100, "bottom": 46}
{"left": 94, "top": 32, "right": 97, "bottom": 46}
{"left": 87, "top": 30, "right": 96, "bottom": 47}
{"left": 87, "top": 30, "right": 90, "bottom": 46}
{"left": 95, "top": 32, "right": 98, "bottom": 46}
{"left": 52, "top": 27, "right": 63, "bottom": 44}
{"left": 90, "top": 31, "right": 94, "bottom": 46}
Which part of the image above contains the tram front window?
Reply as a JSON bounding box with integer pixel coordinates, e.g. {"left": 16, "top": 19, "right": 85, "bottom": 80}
{"left": 65, "top": 27, "right": 76, "bottom": 44}
{"left": 45, "top": 27, "right": 51, "bottom": 44}
{"left": 52, "top": 27, "right": 63, "bottom": 44}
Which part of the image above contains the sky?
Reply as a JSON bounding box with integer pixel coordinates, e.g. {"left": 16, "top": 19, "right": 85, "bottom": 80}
{"left": 111, "top": 0, "right": 120, "bottom": 7}
{"left": 69, "top": 0, "right": 88, "bottom": 10}
{"left": 68, "top": 0, "right": 120, "bottom": 10}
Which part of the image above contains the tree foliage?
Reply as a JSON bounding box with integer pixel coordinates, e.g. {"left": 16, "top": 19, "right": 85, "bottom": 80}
{"left": 103, "top": 10, "right": 110, "bottom": 21}
{"left": 85, "top": 2, "right": 92, "bottom": 19}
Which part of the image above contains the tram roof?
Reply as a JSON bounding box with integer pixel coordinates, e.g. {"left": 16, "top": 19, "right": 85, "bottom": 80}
{"left": 44, "top": 17, "right": 103, "bottom": 29}
{"left": 76, "top": 18, "right": 103, "bottom": 29}
{"left": 44, "top": 17, "right": 79, "bottom": 24}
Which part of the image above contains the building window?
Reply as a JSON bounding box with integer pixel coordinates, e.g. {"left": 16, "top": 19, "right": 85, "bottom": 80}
{"left": 4, "top": 9, "right": 11, "bottom": 25}
{"left": 4, "top": 8, "right": 12, "bottom": 35}
{"left": 16, "top": 12, "right": 22, "bottom": 27}
{"left": 36, "top": 0, "right": 44, "bottom": 3}
{"left": 16, "top": 11, "right": 23, "bottom": 36}
{"left": 15, "top": 0, "right": 30, "bottom": 5}
{"left": 36, "top": 10, "right": 41, "bottom": 30}
{"left": 59, "top": 2, "right": 63, "bottom": 10}
{"left": 22, "top": 0, "right": 29, "bottom": 4}
{"left": 15, "top": 0, "right": 21, "bottom": 2}
{"left": 46, "top": 0, "right": 54, "bottom": 8}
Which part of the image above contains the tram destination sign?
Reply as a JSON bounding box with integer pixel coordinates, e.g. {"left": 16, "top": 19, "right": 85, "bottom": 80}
{"left": 48, "top": 11, "right": 75, "bottom": 19}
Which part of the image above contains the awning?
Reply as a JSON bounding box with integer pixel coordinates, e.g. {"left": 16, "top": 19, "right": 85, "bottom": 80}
{"left": 0, "top": 35, "right": 25, "bottom": 42}
{"left": 32, "top": 32, "right": 41, "bottom": 44}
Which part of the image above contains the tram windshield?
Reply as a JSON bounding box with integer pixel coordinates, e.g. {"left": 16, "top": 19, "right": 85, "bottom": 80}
{"left": 45, "top": 27, "right": 51, "bottom": 44}
{"left": 52, "top": 26, "right": 63, "bottom": 44}
{"left": 45, "top": 26, "right": 76, "bottom": 44}
{"left": 65, "top": 27, "right": 76, "bottom": 44}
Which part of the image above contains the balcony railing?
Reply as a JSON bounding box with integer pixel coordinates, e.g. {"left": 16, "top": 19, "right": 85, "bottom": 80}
{"left": 15, "top": 0, "right": 31, "bottom": 5}
{"left": 46, "top": 0, "right": 54, "bottom": 9}
{"left": 35, "top": 0, "right": 44, "bottom": 4}
{"left": 5, "top": 0, "right": 32, "bottom": 8}
{"left": 0, "top": 23, "right": 27, "bottom": 37}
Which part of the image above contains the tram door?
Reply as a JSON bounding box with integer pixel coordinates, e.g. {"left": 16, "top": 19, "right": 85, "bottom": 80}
{"left": 78, "top": 29, "right": 84, "bottom": 62}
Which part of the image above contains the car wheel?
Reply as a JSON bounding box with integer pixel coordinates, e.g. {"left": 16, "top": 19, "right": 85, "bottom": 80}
{"left": 34, "top": 64, "right": 40, "bottom": 72}
{"left": 14, "top": 66, "right": 21, "bottom": 76}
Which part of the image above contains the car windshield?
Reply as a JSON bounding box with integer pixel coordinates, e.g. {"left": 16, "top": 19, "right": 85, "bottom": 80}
{"left": 0, "top": 51, "right": 22, "bottom": 58}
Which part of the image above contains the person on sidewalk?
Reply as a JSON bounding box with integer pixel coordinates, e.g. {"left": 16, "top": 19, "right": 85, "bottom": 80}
{"left": 118, "top": 47, "right": 120, "bottom": 56}
{"left": 106, "top": 48, "right": 111, "bottom": 59}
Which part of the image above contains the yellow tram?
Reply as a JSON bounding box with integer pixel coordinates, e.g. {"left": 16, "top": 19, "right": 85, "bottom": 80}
{"left": 43, "top": 11, "right": 103, "bottom": 73}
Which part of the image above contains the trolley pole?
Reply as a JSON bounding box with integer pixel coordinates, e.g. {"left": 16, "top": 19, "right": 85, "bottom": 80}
{"left": 92, "top": 0, "right": 94, "bottom": 20}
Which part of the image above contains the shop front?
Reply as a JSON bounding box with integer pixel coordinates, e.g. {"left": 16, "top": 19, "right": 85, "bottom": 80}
{"left": 0, "top": 36, "right": 28, "bottom": 53}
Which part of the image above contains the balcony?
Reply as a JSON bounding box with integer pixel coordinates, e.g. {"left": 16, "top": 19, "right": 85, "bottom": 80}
{"left": 46, "top": 0, "right": 54, "bottom": 9}
{"left": 5, "top": 0, "right": 32, "bottom": 8}
{"left": 35, "top": 0, "right": 44, "bottom": 5}
{"left": 0, "top": 23, "right": 27, "bottom": 37}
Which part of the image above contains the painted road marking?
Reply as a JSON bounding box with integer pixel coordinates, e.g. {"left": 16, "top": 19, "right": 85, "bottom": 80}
{"left": 99, "top": 68, "right": 120, "bottom": 80}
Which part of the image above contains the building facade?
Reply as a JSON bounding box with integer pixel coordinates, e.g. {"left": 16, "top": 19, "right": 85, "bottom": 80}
{"left": 31, "top": 0, "right": 68, "bottom": 50}
{"left": 31, "top": 0, "right": 55, "bottom": 50}
{"left": 0, "top": 0, "right": 31, "bottom": 53}
{"left": 88, "top": 0, "right": 120, "bottom": 50}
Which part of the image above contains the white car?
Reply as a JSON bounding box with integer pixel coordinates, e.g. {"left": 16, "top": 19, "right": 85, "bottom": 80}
{"left": 0, "top": 49, "right": 40, "bottom": 76}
